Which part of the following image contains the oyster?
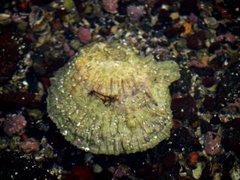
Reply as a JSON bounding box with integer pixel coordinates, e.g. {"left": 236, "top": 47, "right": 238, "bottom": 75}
{"left": 47, "top": 42, "right": 180, "bottom": 155}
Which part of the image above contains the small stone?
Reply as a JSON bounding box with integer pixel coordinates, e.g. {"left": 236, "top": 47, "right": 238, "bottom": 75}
{"left": 69, "top": 39, "right": 81, "bottom": 50}
{"left": 92, "top": 163, "right": 103, "bottom": 173}
{"left": 9, "top": 136, "right": 21, "bottom": 150}
{"left": 204, "top": 17, "right": 219, "bottom": 29}
{"left": 192, "top": 162, "right": 203, "bottom": 179}
{"left": 110, "top": 26, "right": 118, "bottom": 34}
{"left": 181, "top": 22, "right": 193, "bottom": 36}
{"left": 170, "top": 12, "right": 180, "bottom": 20}
{"left": 187, "top": 151, "right": 199, "bottom": 166}
{"left": 27, "top": 109, "right": 44, "bottom": 120}
{"left": 63, "top": 0, "right": 75, "bottom": 11}
{"left": 230, "top": 162, "right": 240, "bottom": 180}
{"left": 0, "top": 13, "right": 11, "bottom": 25}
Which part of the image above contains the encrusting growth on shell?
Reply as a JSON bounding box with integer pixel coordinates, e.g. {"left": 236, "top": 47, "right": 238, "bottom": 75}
{"left": 47, "top": 42, "right": 180, "bottom": 155}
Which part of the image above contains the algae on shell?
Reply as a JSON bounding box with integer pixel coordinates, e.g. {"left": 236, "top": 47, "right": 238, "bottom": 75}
{"left": 47, "top": 42, "right": 180, "bottom": 155}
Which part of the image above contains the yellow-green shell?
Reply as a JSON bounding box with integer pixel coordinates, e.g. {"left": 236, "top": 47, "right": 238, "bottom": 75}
{"left": 47, "top": 42, "right": 180, "bottom": 155}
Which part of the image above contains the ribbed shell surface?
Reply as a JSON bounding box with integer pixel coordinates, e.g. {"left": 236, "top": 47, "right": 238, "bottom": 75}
{"left": 47, "top": 42, "right": 180, "bottom": 155}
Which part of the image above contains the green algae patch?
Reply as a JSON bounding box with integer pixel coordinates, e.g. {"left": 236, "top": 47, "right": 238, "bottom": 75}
{"left": 47, "top": 42, "right": 180, "bottom": 155}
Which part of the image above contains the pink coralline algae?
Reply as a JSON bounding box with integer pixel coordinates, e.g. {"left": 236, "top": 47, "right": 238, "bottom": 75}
{"left": 188, "top": 13, "right": 198, "bottom": 23}
{"left": 77, "top": 27, "right": 92, "bottom": 44}
{"left": 19, "top": 137, "right": 40, "bottom": 153}
{"left": 227, "top": 98, "right": 240, "bottom": 110}
{"left": 188, "top": 60, "right": 207, "bottom": 68}
{"left": 127, "top": 5, "right": 146, "bottom": 21}
{"left": 102, "top": 0, "right": 119, "bottom": 14}
{"left": 204, "top": 131, "right": 222, "bottom": 156}
{"left": 3, "top": 114, "right": 27, "bottom": 136}
{"left": 63, "top": 43, "right": 75, "bottom": 57}
{"left": 215, "top": 32, "right": 238, "bottom": 43}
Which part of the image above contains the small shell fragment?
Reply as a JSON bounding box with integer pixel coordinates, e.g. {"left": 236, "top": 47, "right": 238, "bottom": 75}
{"left": 47, "top": 42, "right": 180, "bottom": 155}
{"left": 0, "top": 13, "right": 11, "bottom": 25}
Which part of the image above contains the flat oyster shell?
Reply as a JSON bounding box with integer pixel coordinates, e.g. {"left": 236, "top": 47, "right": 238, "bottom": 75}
{"left": 47, "top": 42, "right": 180, "bottom": 155}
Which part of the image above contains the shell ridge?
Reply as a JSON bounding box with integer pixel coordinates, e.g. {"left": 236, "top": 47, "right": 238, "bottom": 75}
{"left": 47, "top": 42, "right": 180, "bottom": 155}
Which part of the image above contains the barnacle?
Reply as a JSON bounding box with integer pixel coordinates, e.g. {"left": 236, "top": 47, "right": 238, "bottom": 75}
{"left": 47, "top": 42, "right": 180, "bottom": 155}
{"left": 29, "top": 6, "right": 51, "bottom": 47}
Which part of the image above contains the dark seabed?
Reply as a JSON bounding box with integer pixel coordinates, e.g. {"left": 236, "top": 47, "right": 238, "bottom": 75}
{"left": 0, "top": 0, "right": 239, "bottom": 179}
